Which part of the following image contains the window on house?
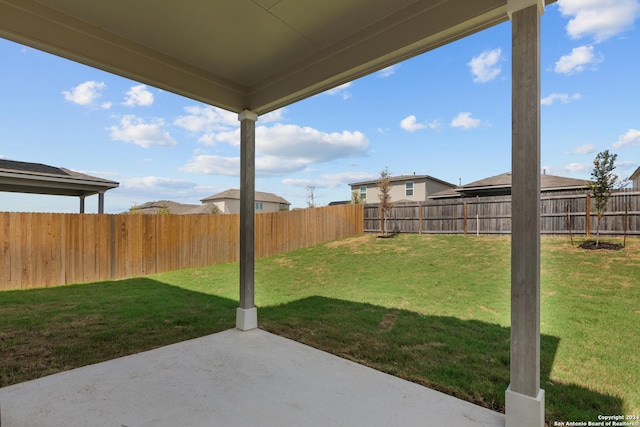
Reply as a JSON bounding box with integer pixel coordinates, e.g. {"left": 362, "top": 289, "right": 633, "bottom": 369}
{"left": 406, "top": 181, "right": 414, "bottom": 197}
{"left": 360, "top": 186, "right": 367, "bottom": 201}
{"left": 255, "top": 202, "right": 264, "bottom": 211}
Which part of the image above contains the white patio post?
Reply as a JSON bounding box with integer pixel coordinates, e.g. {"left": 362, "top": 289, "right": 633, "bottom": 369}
{"left": 79, "top": 196, "right": 86, "bottom": 214}
{"left": 506, "top": 1, "right": 545, "bottom": 426}
{"left": 236, "top": 109, "right": 258, "bottom": 331}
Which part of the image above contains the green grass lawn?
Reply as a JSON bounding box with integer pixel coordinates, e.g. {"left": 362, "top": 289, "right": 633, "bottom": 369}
{"left": 1, "top": 234, "right": 638, "bottom": 425}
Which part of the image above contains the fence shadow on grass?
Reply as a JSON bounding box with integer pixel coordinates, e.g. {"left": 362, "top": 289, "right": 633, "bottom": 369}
{"left": 258, "top": 295, "right": 623, "bottom": 424}
{"left": 0, "top": 278, "right": 237, "bottom": 387}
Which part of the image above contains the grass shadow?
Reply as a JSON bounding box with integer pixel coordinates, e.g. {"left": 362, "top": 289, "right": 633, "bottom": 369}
{"left": 259, "top": 295, "right": 624, "bottom": 424}
{"left": 0, "top": 278, "right": 237, "bottom": 387}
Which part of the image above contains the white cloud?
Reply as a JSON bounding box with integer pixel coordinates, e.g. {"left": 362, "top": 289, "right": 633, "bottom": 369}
{"left": 181, "top": 155, "right": 239, "bottom": 176}
{"left": 541, "top": 93, "right": 582, "bottom": 106}
{"left": 612, "top": 128, "right": 640, "bottom": 148}
{"left": 567, "top": 143, "right": 596, "bottom": 155}
{"left": 123, "top": 176, "right": 197, "bottom": 192}
{"left": 123, "top": 84, "right": 154, "bottom": 107}
{"left": 181, "top": 155, "right": 309, "bottom": 177}
{"left": 400, "top": 115, "right": 426, "bottom": 132}
{"left": 181, "top": 125, "right": 369, "bottom": 177}
{"left": 377, "top": 65, "right": 398, "bottom": 78}
{"left": 62, "top": 81, "right": 108, "bottom": 107}
{"left": 174, "top": 105, "right": 237, "bottom": 134}
{"left": 468, "top": 48, "right": 502, "bottom": 83}
{"left": 256, "top": 124, "right": 368, "bottom": 162}
{"left": 325, "top": 82, "right": 352, "bottom": 100}
{"left": 450, "top": 112, "right": 482, "bottom": 129}
{"left": 108, "top": 115, "right": 177, "bottom": 148}
{"left": 558, "top": 0, "right": 640, "bottom": 43}
{"left": 399, "top": 115, "right": 441, "bottom": 132}
{"left": 554, "top": 45, "right": 603, "bottom": 74}
{"left": 564, "top": 162, "right": 591, "bottom": 173}
{"left": 260, "top": 108, "right": 286, "bottom": 123}
{"left": 283, "top": 171, "right": 378, "bottom": 189}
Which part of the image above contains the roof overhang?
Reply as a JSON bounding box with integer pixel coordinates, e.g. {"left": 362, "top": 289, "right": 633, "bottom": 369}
{"left": 0, "top": 0, "right": 554, "bottom": 116}
{"left": 0, "top": 170, "right": 119, "bottom": 197}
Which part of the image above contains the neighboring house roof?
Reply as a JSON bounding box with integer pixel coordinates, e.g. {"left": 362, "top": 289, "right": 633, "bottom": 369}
{"left": 133, "top": 200, "right": 215, "bottom": 215}
{"left": 630, "top": 166, "right": 640, "bottom": 181}
{"left": 348, "top": 174, "right": 456, "bottom": 188}
{"left": 0, "top": 158, "right": 119, "bottom": 197}
{"left": 429, "top": 172, "right": 590, "bottom": 198}
{"left": 201, "top": 189, "right": 290, "bottom": 205}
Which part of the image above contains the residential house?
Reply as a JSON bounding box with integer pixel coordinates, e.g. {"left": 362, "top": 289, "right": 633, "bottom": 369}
{"left": 630, "top": 166, "right": 640, "bottom": 189}
{"left": 349, "top": 174, "right": 456, "bottom": 204}
{"left": 131, "top": 190, "right": 290, "bottom": 215}
{"left": 201, "top": 189, "right": 290, "bottom": 214}
{"left": 132, "top": 200, "right": 214, "bottom": 215}
{"left": 429, "top": 172, "right": 591, "bottom": 198}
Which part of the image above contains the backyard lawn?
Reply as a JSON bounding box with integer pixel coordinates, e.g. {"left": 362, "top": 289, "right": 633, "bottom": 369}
{"left": 1, "top": 234, "right": 638, "bottom": 425}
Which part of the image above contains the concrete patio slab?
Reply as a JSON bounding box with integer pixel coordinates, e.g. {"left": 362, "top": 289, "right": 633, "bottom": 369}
{"left": 0, "top": 329, "right": 505, "bottom": 427}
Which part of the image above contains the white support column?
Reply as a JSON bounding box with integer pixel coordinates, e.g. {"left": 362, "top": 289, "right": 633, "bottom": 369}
{"left": 79, "top": 196, "right": 86, "bottom": 214}
{"left": 236, "top": 109, "right": 258, "bottom": 331}
{"left": 507, "top": 1, "right": 544, "bottom": 426}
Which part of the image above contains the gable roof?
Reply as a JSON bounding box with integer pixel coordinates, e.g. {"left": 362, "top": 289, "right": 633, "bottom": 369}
{"left": 348, "top": 174, "right": 456, "bottom": 188}
{"left": 630, "top": 166, "right": 640, "bottom": 181}
{"left": 134, "top": 200, "right": 215, "bottom": 215}
{"left": 0, "top": 159, "right": 119, "bottom": 197}
{"left": 201, "top": 189, "right": 290, "bottom": 205}
{"left": 0, "top": 0, "right": 556, "bottom": 116}
{"left": 429, "top": 172, "right": 590, "bottom": 198}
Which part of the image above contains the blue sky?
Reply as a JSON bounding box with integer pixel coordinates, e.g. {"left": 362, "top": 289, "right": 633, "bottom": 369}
{"left": 1, "top": 0, "right": 639, "bottom": 213}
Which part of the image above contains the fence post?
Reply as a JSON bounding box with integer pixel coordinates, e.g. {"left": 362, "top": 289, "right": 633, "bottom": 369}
{"left": 110, "top": 215, "right": 115, "bottom": 279}
{"left": 585, "top": 193, "right": 591, "bottom": 237}
{"left": 463, "top": 201, "right": 468, "bottom": 235}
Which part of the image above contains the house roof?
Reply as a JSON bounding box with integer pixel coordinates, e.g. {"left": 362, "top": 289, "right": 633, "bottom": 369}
{"left": 349, "top": 174, "right": 456, "bottom": 188}
{"left": 429, "top": 172, "right": 590, "bottom": 198}
{"left": 630, "top": 166, "right": 640, "bottom": 181}
{"left": 0, "top": 159, "right": 119, "bottom": 197}
{"left": 0, "top": 0, "right": 555, "bottom": 116}
{"left": 134, "top": 200, "right": 215, "bottom": 215}
{"left": 201, "top": 189, "right": 290, "bottom": 205}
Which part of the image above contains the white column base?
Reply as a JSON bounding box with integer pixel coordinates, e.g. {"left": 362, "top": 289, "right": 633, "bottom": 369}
{"left": 505, "top": 385, "right": 545, "bottom": 427}
{"left": 236, "top": 307, "right": 257, "bottom": 331}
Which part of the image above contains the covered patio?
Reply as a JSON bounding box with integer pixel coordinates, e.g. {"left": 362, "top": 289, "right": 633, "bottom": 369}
{"left": 0, "top": 329, "right": 504, "bottom": 426}
{"left": 0, "top": 0, "right": 550, "bottom": 425}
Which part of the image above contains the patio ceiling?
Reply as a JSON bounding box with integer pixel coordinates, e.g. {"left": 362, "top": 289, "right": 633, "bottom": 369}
{"left": 1, "top": 0, "right": 550, "bottom": 115}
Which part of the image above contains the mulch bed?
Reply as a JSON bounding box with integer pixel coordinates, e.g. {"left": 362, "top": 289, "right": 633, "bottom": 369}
{"left": 578, "top": 240, "right": 624, "bottom": 250}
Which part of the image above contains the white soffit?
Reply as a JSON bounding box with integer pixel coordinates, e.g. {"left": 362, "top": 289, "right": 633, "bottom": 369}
{"left": 0, "top": 0, "right": 555, "bottom": 115}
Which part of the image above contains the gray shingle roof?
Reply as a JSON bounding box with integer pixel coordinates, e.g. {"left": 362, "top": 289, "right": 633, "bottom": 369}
{"left": 348, "top": 174, "right": 456, "bottom": 188}
{"left": 429, "top": 172, "right": 590, "bottom": 198}
{"left": 134, "top": 200, "right": 216, "bottom": 215}
{"left": 201, "top": 189, "right": 290, "bottom": 205}
{"left": 0, "top": 159, "right": 119, "bottom": 197}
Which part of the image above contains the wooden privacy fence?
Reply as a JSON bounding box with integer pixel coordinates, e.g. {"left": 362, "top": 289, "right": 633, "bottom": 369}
{"left": 364, "top": 190, "right": 640, "bottom": 236}
{"left": 1, "top": 204, "right": 363, "bottom": 291}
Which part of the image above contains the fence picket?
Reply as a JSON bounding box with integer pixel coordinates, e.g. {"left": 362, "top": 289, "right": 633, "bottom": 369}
{"left": 1, "top": 204, "right": 363, "bottom": 290}
{"left": 364, "top": 190, "right": 640, "bottom": 235}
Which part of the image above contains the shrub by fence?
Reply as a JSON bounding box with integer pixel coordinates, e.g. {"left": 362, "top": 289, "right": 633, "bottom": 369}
{"left": 1, "top": 204, "right": 363, "bottom": 291}
{"left": 364, "top": 190, "right": 640, "bottom": 236}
